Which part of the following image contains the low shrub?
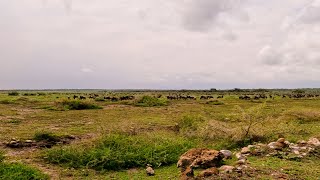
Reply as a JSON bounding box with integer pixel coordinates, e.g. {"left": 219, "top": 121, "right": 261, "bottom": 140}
{"left": 135, "top": 96, "right": 167, "bottom": 107}
{"left": 34, "top": 131, "right": 60, "bottom": 143}
{"left": 0, "top": 100, "right": 15, "bottom": 104}
{"left": 8, "top": 92, "right": 19, "bottom": 96}
{"left": 43, "top": 133, "right": 196, "bottom": 171}
{"left": 206, "top": 100, "right": 225, "bottom": 105}
{"left": 55, "top": 100, "right": 102, "bottom": 110}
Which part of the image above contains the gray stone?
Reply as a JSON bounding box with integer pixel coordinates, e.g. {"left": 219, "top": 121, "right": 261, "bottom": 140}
{"left": 220, "top": 150, "right": 232, "bottom": 159}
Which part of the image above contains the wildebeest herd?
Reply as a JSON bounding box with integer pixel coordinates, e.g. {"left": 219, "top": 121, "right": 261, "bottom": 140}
{"left": 65, "top": 92, "right": 320, "bottom": 102}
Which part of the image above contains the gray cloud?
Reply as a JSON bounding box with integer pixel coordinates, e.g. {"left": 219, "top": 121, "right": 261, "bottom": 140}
{"left": 0, "top": 0, "right": 320, "bottom": 89}
{"left": 181, "top": 0, "right": 243, "bottom": 32}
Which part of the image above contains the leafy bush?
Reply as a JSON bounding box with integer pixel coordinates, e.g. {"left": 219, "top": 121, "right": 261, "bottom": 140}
{"left": 8, "top": 92, "right": 19, "bottom": 96}
{"left": 55, "top": 100, "right": 102, "bottom": 110}
{"left": 135, "top": 96, "right": 167, "bottom": 107}
{"left": 43, "top": 133, "right": 196, "bottom": 171}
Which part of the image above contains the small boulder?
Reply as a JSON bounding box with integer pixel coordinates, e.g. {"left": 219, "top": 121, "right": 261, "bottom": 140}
{"left": 7, "top": 141, "right": 20, "bottom": 148}
{"left": 181, "top": 166, "right": 194, "bottom": 179}
{"left": 235, "top": 152, "right": 246, "bottom": 160}
{"left": 219, "top": 165, "right": 235, "bottom": 173}
{"left": 297, "top": 140, "right": 307, "bottom": 147}
{"left": 220, "top": 150, "right": 232, "bottom": 159}
{"left": 277, "top": 138, "right": 285, "bottom": 143}
{"left": 268, "top": 142, "right": 285, "bottom": 150}
{"left": 146, "top": 164, "right": 155, "bottom": 176}
{"left": 177, "top": 148, "right": 223, "bottom": 170}
{"left": 236, "top": 159, "right": 246, "bottom": 165}
{"left": 241, "top": 147, "right": 250, "bottom": 154}
{"left": 307, "top": 138, "right": 320, "bottom": 147}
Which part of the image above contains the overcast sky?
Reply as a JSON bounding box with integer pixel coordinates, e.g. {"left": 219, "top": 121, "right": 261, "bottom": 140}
{"left": 1, "top": 0, "right": 320, "bottom": 89}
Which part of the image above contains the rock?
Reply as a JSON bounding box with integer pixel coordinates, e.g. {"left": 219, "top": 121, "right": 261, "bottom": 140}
{"left": 308, "top": 138, "right": 320, "bottom": 147}
{"left": 181, "top": 166, "right": 194, "bottom": 179}
{"left": 219, "top": 165, "right": 235, "bottom": 173}
{"left": 241, "top": 147, "right": 250, "bottom": 154}
{"left": 197, "top": 167, "right": 219, "bottom": 178}
{"left": 268, "top": 142, "right": 285, "bottom": 150}
{"left": 284, "top": 141, "right": 290, "bottom": 145}
{"left": 7, "top": 141, "right": 20, "bottom": 148}
{"left": 146, "top": 165, "right": 155, "bottom": 176}
{"left": 236, "top": 159, "right": 246, "bottom": 165}
{"left": 25, "top": 140, "right": 33, "bottom": 143}
{"left": 220, "top": 150, "right": 232, "bottom": 159}
{"left": 177, "top": 148, "right": 223, "bottom": 170}
{"left": 293, "top": 150, "right": 300, "bottom": 155}
{"left": 235, "top": 152, "right": 246, "bottom": 160}
{"left": 277, "top": 138, "right": 285, "bottom": 143}
{"left": 297, "top": 140, "right": 307, "bottom": 147}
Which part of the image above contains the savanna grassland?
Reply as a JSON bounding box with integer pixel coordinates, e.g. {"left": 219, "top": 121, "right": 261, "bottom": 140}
{"left": 0, "top": 89, "right": 320, "bottom": 179}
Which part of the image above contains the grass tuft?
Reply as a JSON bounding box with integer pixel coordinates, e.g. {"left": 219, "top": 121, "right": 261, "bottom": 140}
{"left": 43, "top": 133, "right": 197, "bottom": 171}
{"left": 34, "top": 131, "right": 60, "bottom": 143}
{"left": 0, "top": 151, "right": 48, "bottom": 180}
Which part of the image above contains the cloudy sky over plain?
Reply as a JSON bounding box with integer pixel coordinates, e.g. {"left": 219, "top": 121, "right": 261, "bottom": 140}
{"left": 1, "top": 0, "right": 320, "bottom": 89}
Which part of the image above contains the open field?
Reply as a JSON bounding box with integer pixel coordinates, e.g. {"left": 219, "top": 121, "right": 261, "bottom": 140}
{"left": 0, "top": 89, "right": 320, "bottom": 179}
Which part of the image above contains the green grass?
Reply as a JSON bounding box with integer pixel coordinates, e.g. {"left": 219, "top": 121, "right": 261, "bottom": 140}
{"left": 135, "top": 96, "right": 167, "bottom": 107}
{"left": 43, "top": 132, "right": 197, "bottom": 171}
{"left": 0, "top": 163, "right": 49, "bottom": 180}
{"left": 0, "top": 151, "right": 48, "bottom": 180}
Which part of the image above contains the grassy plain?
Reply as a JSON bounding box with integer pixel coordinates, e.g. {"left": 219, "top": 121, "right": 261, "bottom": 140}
{"left": 0, "top": 90, "right": 319, "bottom": 179}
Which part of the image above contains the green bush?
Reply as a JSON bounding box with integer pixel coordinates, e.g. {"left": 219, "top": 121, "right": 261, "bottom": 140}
{"left": 135, "top": 96, "right": 167, "bottom": 107}
{"left": 43, "top": 133, "right": 196, "bottom": 171}
{"left": 8, "top": 92, "right": 19, "bottom": 96}
{"left": 56, "top": 100, "right": 102, "bottom": 110}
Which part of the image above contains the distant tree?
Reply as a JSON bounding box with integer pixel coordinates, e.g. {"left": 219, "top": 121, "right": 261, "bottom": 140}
{"left": 8, "top": 91, "right": 19, "bottom": 96}
{"left": 233, "top": 88, "right": 243, "bottom": 92}
{"left": 210, "top": 88, "right": 217, "bottom": 92}
{"left": 292, "top": 89, "right": 305, "bottom": 94}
